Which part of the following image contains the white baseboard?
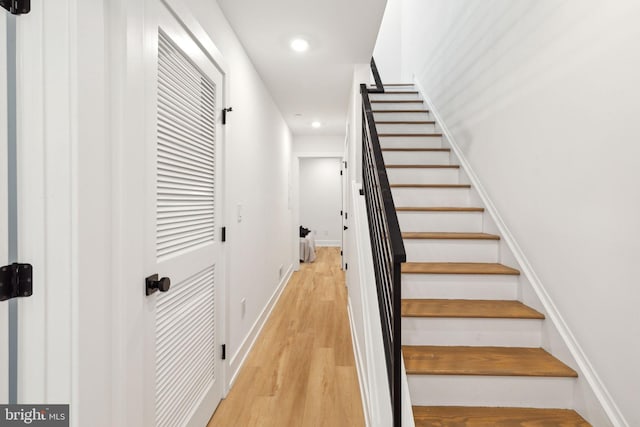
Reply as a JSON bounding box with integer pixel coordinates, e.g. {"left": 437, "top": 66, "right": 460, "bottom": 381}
{"left": 227, "top": 264, "right": 293, "bottom": 389}
{"left": 348, "top": 298, "right": 372, "bottom": 427}
{"left": 413, "top": 77, "right": 627, "bottom": 427}
{"left": 316, "top": 239, "right": 341, "bottom": 247}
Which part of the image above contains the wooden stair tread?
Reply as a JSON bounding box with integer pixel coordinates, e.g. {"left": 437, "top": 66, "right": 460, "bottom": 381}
{"left": 382, "top": 148, "right": 449, "bottom": 152}
{"left": 403, "top": 346, "right": 578, "bottom": 377}
{"left": 369, "top": 83, "right": 414, "bottom": 86}
{"left": 402, "top": 262, "right": 520, "bottom": 275}
{"left": 413, "top": 406, "right": 591, "bottom": 426}
{"left": 379, "top": 133, "right": 443, "bottom": 137}
{"left": 375, "top": 91, "right": 419, "bottom": 94}
{"left": 386, "top": 164, "right": 458, "bottom": 169}
{"left": 371, "top": 100, "right": 424, "bottom": 103}
{"left": 403, "top": 232, "right": 499, "bottom": 240}
{"left": 396, "top": 207, "right": 484, "bottom": 212}
{"left": 373, "top": 109, "right": 430, "bottom": 113}
{"left": 376, "top": 120, "right": 435, "bottom": 124}
{"left": 401, "top": 299, "right": 544, "bottom": 319}
{"left": 390, "top": 184, "right": 470, "bottom": 188}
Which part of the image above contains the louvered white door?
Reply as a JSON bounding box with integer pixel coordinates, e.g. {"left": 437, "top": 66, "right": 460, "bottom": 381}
{"left": 146, "top": 4, "right": 225, "bottom": 426}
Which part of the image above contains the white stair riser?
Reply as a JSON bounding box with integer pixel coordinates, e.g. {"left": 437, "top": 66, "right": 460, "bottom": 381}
{"left": 391, "top": 187, "right": 469, "bottom": 206}
{"left": 371, "top": 102, "right": 426, "bottom": 111}
{"left": 376, "top": 123, "right": 436, "bottom": 133}
{"left": 404, "top": 239, "right": 499, "bottom": 263}
{"left": 374, "top": 112, "right": 430, "bottom": 121}
{"left": 383, "top": 151, "right": 450, "bottom": 165}
{"left": 379, "top": 136, "right": 442, "bottom": 149}
{"left": 407, "top": 375, "right": 574, "bottom": 408}
{"left": 402, "top": 274, "right": 519, "bottom": 300}
{"left": 402, "top": 318, "right": 542, "bottom": 347}
{"left": 370, "top": 92, "right": 420, "bottom": 100}
{"left": 387, "top": 168, "right": 458, "bottom": 185}
{"left": 397, "top": 211, "right": 483, "bottom": 232}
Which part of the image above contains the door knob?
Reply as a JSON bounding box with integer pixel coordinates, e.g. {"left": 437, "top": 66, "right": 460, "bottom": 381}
{"left": 145, "top": 274, "right": 171, "bottom": 296}
{"left": 344, "top": 226, "right": 349, "bottom": 231}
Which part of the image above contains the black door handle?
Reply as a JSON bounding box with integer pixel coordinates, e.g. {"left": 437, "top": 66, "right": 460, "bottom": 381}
{"left": 145, "top": 274, "right": 171, "bottom": 296}
{"left": 344, "top": 226, "right": 349, "bottom": 231}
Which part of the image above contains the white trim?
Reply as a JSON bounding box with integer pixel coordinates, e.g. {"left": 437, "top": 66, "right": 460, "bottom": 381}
{"left": 347, "top": 298, "right": 371, "bottom": 427}
{"left": 161, "top": 0, "right": 228, "bottom": 74}
{"left": 227, "top": 264, "right": 293, "bottom": 387}
{"left": 414, "top": 77, "right": 627, "bottom": 427}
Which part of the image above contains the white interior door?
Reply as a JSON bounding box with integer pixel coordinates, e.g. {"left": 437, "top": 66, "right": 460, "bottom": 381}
{"left": 145, "top": 3, "right": 224, "bottom": 426}
{"left": 0, "top": 11, "right": 9, "bottom": 405}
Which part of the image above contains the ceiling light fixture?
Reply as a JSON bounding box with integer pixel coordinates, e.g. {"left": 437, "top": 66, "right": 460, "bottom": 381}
{"left": 290, "top": 38, "right": 309, "bottom": 53}
{"left": 311, "top": 121, "right": 321, "bottom": 128}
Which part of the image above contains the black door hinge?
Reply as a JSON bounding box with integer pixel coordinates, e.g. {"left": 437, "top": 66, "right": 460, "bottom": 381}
{"left": 221, "top": 226, "right": 226, "bottom": 242}
{"left": 221, "top": 344, "right": 226, "bottom": 360}
{"left": 359, "top": 189, "right": 364, "bottom": 196}
{"left": 340, "top": 250, "right": 343, "bottom": 256}
{"left": 222, "top": 107, "right": 233, "bottom": 125}
{"left": 0, "top": 263, "right": 33, "bottom": 301}
{"left": 345, "top": 263, "right": 348, "bottom": 270}
{"left": 340, "top": 170, "right": 343, "bottom": 176}
{"left": 344, "top": 161, "right": 348, "bottom": 169}
{"left": 1, "top": 0, "right": 30, "bottom": 15}
{"left": 340, "top": 210, "right": 343, "bottom": 216}
{"left": 345, "top": 212, "right": 348, "bottom": 220}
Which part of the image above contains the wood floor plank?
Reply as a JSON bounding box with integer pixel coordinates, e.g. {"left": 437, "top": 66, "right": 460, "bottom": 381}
{"left": 208, "top": 248, "right": 364, "bottom": 427}
{"left": 413, "top": 406, "right": 591, "bottom": 426}
{"left": 403, "top": 346, "right": 578, "bottom": 377}
{"left": 402, "top": 262, "right": 520, "bottom": 275}
{"left": 402, "top": 232, "right": 499, "bottom": 240}
{"left": 401, "top": 299, "right": 545, "bottom": 319}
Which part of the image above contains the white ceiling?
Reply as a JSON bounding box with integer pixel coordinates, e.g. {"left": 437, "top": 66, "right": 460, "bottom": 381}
{"left": 217, "top": 0, "right": 387, "bottom": 136}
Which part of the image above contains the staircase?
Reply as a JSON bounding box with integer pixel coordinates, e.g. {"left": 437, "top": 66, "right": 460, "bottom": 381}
{"left": 369, "top": 84, "right": 591, "bottom": 426}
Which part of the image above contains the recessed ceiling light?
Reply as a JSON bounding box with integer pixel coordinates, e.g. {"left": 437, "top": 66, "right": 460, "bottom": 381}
{"left": 311, "top": 121, "right": 321, "bottom": 128}
{"left": 290, "top": 38, "right": 309, "bottom": 52}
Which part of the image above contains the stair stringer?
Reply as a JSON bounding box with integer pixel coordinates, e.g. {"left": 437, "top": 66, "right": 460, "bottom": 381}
{"left": 412, "top": 77, "right": 625, "bottom": 427}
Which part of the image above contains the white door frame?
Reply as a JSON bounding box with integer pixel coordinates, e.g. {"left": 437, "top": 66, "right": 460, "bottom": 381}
{"left": 292, "top": 152, "right": 344, "bottom": 271}
{"left": 0, "top": 11, "right": 9, "bottom": 405}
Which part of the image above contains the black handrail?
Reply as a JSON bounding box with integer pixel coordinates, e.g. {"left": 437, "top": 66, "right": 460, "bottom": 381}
{"left": 369, "top": 58, "right": 385, "bottom": 93}
{"left": 361, "top": 58, "right": 405, "bottom": 427}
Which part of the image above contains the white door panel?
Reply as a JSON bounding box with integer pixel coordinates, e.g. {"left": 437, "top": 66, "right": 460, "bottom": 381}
{"left": 145, "top": 3, "right": 224, "bottom": 426}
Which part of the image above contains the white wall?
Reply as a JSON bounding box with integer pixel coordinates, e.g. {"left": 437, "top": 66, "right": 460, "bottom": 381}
{"left": 378, "top": 0, "right": 640, "bottom": 425}
{"left": 293, "top": 134, "right": 344, "bottom": 156}
{"left": 372, "top": 0, "right": 403, "bottom": 82}
{"left": 299, "top": 158, "right": 342, "bottom": 246}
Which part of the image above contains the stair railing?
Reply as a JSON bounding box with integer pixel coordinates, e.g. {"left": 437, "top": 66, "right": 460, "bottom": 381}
{"left": 361, "top": 58, "right": 406, "bottom": 427}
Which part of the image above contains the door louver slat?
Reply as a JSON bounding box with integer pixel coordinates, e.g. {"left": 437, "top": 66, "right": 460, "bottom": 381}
{"left": 157, "top": 31, "right": 216, "bottom": 261}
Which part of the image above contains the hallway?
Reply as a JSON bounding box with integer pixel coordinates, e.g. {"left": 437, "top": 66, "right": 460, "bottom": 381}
{"left": 207, "top": 248, "right": 365, "bottom": 426}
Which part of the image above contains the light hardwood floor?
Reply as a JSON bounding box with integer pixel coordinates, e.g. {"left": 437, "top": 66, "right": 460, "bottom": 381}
{"left": 208, "top": 247, "right": 365, "bottom": 427}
